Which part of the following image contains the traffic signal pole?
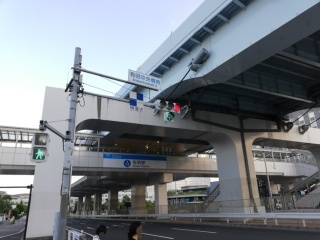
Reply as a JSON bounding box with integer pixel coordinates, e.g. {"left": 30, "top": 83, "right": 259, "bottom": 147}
{"left": 53, "top": 47, "right": 82, "bottom": 240}
{"left": 39, "top": 47, "right": 152, "bottom": 239}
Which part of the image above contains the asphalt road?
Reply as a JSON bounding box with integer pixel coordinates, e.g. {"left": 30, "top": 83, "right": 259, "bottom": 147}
{"left": 67, "top": 218, "right": 320, "bottom": 240}
{"left": 0, "top": 221, "right": 25, "bottom": 239}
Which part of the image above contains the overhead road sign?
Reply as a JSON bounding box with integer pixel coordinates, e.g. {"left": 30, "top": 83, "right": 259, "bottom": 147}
{"left": 128, "top": 70, "right": 161, "bottom": 91}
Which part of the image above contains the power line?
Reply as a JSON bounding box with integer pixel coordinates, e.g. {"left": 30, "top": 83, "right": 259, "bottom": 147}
{"left": 306, "top": 116, "right": 320, "bottom": 127}
{"left": 291, "top": 101, "right": 318, "bottom": 124}
{"left": 83, "top": 82, "right": 151, "bottom": 101}
{"left": 83, "top": 82, "right": 120, "bottom": 96}
{"left": 165, "top": 69, "right": 191, "bottom": 101}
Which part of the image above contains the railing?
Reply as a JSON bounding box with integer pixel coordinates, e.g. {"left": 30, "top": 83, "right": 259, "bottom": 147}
{"left": 77, "top": 194, "right": 320, "bottom": 219}
{"left": 204, "top": 184, "right": 220, "bottom": 205}
{"left": 71, "top": 212, "right": 320, "bottom": 228}
{"left": 286, "top": 171, "right": 319, "bottom": 194}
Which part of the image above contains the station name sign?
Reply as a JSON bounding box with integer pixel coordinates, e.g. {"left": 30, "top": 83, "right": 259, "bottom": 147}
{"left": 103, "top": 154, "right": 166, "bottom": 169}
{"left": 128, "top": 70, "right": 161, "bottom": 91}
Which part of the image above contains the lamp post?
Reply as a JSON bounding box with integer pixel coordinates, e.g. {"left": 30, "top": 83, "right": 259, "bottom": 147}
{"left": 175, "top": 181, "right": 178, "bottom": 205}
{"left": 263, "top": 152, "right": 273, "bottom": 212}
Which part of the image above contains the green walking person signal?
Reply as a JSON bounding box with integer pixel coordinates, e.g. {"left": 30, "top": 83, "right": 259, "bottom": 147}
{"left": 35, "top": 148, "right": 45, "bottom": 159}
{"left": 164, "top": 112, "right": 175, "bottom": 122}
{"left": 30, "top": 133, "right": 49, "bottom": 163}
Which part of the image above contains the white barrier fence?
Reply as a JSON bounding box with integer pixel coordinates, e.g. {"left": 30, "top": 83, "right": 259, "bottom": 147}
{"left": 71, "top": 212, "right": 320, "bottom": 228}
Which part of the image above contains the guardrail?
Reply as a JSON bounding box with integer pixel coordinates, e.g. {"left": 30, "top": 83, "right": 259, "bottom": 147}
{"left": 70, "top": 212, "right": 320, "bottom": 228}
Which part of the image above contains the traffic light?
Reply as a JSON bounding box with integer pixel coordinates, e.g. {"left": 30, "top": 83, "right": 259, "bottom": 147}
{"left": 30, "top": 133, "right": 49, "bottom": 163}
{"left": 164, "top": 112, "right": 175, "bottom": 122}
{"left": 154, "top": 100, "right": 182, "bottom": 113}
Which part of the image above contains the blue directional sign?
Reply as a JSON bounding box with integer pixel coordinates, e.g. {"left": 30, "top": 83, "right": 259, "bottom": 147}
{"left": 103, "top": 154, "right": 166, "bottom": 169}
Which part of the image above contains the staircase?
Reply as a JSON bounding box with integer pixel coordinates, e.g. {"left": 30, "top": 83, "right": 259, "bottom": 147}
{"left": 286, "top": 171, "right": 319, "bottom": 195}
{"left": 203, "top": 182, "right": 220, "bottom": 210}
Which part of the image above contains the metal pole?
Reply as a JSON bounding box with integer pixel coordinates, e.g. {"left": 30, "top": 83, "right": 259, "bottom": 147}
{"left": 263, "top": 152, "right": 273, "bottom": 212}
{"left": 23, "top": 184, "right": 33, "bottom": 240}
{"left": 175, "top": 181, "right": 178, "bottom": 205}
{"left": 54, "top": 47, "right": 81, "bottom": 240}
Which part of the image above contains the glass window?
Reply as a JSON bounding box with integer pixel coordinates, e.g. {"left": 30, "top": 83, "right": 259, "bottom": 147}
{"left": 8, "top": 131, "right": 16, "bottom": 140}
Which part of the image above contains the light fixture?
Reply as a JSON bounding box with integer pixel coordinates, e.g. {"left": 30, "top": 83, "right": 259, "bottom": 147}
{"left": 282, "top": 121, "right": 294, "bottom": 132}
{"left": 189, "top": 48, "right": 210, "bottom": 72}
{"left": 298, "top": 125, "right": 309, "bottom": 134}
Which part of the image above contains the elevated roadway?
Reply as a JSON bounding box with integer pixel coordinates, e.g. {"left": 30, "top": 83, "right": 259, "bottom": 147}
{"left": 7, "top": 0, "right": 320, "bottom": 238}
{"left": 0, "top": 126, "right": 318, "bottom": 196}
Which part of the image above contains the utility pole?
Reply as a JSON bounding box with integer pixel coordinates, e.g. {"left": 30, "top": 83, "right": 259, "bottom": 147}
{"left": 43, "top": 47, "right": 152, "bottom": 239}
{"left": 53, "top": 47, "right": 82, "bottom": 240}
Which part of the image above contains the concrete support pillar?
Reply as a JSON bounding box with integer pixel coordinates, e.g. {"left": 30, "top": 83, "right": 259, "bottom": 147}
{"left": 85, "top": 195, "right": 91, "bottom": 214}
{"left": 93, "top": 193, "right": 102, "bottom": 215}
{"left": 131, "top": 185, "right": 147, "bottom": 214}
{"left": 108, "top": 190, "right": 118, "bottom": 214}
{"left": 77, "top": 196, "right": 83, "bottom": 215}
{"left": 154, "top": 183, "right": 168, "bottom": 214}
{"left": 210, "top": 133, "right": 263, "bottom": 213}
{"left": 152, "top": 173, "right": 172, "bottom": 214}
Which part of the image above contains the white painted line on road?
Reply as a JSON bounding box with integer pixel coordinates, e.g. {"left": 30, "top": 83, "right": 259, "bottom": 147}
{"left": 172, "top": 228, "right": 217, "bottom": 234}
{"left": 0, "top": 228, "right": 25, "bottom": 239}
{"left": 143, "top": 233, "right": 174, "bottom": 239}
{"left": 86, "top": 227, "right": 95, "bottom": 230}
{"left": 112, "top": 224, "right": 124, "bottom": 227}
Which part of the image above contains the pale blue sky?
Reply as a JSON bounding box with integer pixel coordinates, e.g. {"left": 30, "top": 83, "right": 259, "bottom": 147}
{"left": 0, "top": 0, "right": 205, "bottom": 194}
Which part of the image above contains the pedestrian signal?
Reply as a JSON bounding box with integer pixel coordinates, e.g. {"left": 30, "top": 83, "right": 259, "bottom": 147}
{"left": 164, "top": 112, "right": 175, "bottom": 122}
{"left": 31, "top": 133, "right": 49, "bottom": 163}
{"left": 31, "top": 147, "right": 47, "bottom": 161}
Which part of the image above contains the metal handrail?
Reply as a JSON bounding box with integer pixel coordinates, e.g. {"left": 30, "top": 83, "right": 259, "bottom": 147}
{"left": 71, "top": 212, "right": 320, "bottom": 227}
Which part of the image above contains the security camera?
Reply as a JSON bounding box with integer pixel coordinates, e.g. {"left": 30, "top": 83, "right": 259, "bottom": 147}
{"left": 189, "top": 48, "right": 210, "bottom": 72}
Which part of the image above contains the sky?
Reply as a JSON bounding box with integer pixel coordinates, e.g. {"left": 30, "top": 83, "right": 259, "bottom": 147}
{"left": 0, "top": 0, "right": 205, "bottom": 194}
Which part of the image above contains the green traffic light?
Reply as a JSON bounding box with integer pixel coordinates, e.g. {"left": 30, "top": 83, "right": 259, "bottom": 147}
{"left": 166, "top": 112, "right": 175, "bottom": 121}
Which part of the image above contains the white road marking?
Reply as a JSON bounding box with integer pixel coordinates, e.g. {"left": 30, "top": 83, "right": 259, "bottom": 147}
{"left": 172, "top": 228, "right": 217, "bottom": 234}
{"left": 86, "top": 227, "right": 95, "bottom": 230}
{"left": 143, "top": 233, "right": 174, "bottom": 239}
{"left": 0, "top": 228, "right": 25, "bottom": 239}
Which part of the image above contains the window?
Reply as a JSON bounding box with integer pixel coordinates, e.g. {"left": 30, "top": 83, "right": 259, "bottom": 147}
{"left": 308, "top": 111, "right": 318, "bottom": 128}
